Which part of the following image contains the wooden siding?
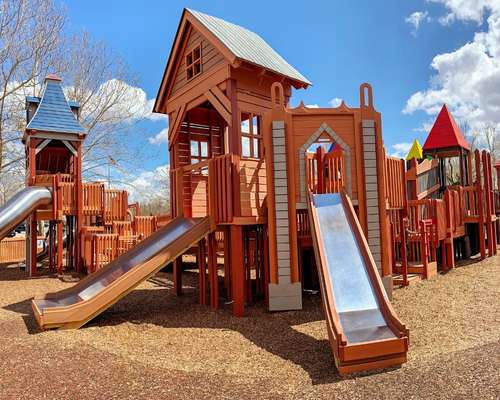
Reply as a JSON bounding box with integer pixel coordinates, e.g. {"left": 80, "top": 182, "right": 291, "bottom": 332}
{"left": 171, "top": 27, "right": 225, "bottom": 96}
{"left": 240, "top": 159, "right": 267, "bottom": 217}
{"left": 290, "top": 114, "right": 359, "bottom": 203}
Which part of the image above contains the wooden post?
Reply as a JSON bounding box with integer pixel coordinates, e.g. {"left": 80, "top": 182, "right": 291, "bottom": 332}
{"left": 208, "top": 232, "right": 218, "bottom": 309}
{"left": 30, "top": 215, "right": 37, "bottom": 276}
{"left": 444, "top": 190, "right": 455, "bottom": 270}
{"left": 57, "top": 220, "right": 63, "bottom": 274}
{"left": 482, "top": 151, "right": 494, "bottom": 257}
{"left": 475, "top": 150, "right": 485, "bottom": 260}
{"left": 198, "top": 238, "right": 207, "bottom": 305}
{"left": 173, "top": 257, "right": 182, "bottom": 296}
{"left": 316, "top": 145, "right": 325, "bottom": 194}
{"left": 75, "top": 142, "right": 83, "bottom": 273}
{"left": 230, "top": 225, "right": 244, "bottom": 317}
{"left": 399, "top": 215, "right": 408, "bottom": 286}
{"left": 224, "top": 226, "right": 231, "bottom": 300}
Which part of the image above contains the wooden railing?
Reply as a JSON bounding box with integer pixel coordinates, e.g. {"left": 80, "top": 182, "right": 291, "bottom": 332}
{"left": 133, "top": 216, "right": 157, "bottom": 239}
{"left": 0, "top": 236, "right": 45, "bottom": 264}
{"left": 305, "top": 147, "right": 345, "bottom": 194}
{"left": 385, "top": 155, "right": 405, "bottom": 209}
{"left": 0, "top": 237, "right": 26, "bottom": 263}
{"left": 171, "top": 154, "right": 244, "bottom": 224}
{"left": 81, "top": 215, "right": 163, "bottom": 273}
{"left": 104, "top": 189, "right": 128, "bottom": 224}
{"left": 297, "top": 209, "right": 310, "bottom": 238}
{"left": 60, "top": 182, "right": 76, "bottom": 214}
{"left": 406, "top": 158, "right": 440, "bottom": 200}
{"left": 83, "top": 183, "right": 104, "bottom": 215}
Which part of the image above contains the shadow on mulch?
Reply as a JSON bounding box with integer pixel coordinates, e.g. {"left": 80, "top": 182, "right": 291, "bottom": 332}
{"left": 3, "top": 269, "right": 405, "bottom": 384}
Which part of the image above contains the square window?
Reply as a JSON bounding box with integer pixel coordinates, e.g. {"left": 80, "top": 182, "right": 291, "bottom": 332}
{"left": 242, "top": 136, "right": 251, "bottom": 157}
{"left": 186, "top": 45, "right": 202, "bottom": 81}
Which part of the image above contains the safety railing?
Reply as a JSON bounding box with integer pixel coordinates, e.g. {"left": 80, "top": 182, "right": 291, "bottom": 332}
{"left": 305, "top": 147, "right": 344, "bottom": 194}
{"left": 83, "top": 183, "right": 104, "bottom": 216}
{"left": 171, "top": 154, "right": 243, "bottom": 224}
{"left": 384, "top": 155, "right": 406, "bottom": 209}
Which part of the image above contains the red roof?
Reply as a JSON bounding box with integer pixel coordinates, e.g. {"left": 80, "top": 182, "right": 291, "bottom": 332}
{"left": 423, "top": 104, "right": 470, "bottom": 151}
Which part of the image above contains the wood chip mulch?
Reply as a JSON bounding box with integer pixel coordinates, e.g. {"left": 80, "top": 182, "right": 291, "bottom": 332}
{"left": 0, "top": 254, "right": 499, "bottom": 400}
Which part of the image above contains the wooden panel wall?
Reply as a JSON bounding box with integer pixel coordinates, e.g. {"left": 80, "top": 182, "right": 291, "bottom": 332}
{"left": 290, "top": 114, "right": 359, "bottom": 202}
{"left": 174, "top": 108, "right": 224, "bottom": 217}
{"left": 171, "top": 27, "right": 225, "bottom": 96}
{"left": 240, "top": 159, "right": 267, "bottom": 217}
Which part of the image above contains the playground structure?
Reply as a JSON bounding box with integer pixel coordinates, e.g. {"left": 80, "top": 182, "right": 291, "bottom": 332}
{"left": 0, "top": 8, "right": 497, "bottom": 374}
{"left": 0, "top": 75, "right": 164, "bottom": 276}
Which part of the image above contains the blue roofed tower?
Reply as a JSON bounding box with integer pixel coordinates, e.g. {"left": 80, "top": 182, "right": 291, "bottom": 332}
{"left": 24, "top": 74, "right": 86, "bottom": 274}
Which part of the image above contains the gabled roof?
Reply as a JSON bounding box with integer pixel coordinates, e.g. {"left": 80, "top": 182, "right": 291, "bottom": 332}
{"left": 406, "top": 139, "right": 423, "bottom": 160}
{"left": 154, "top": 9, "right": 310, "bottom": 112}
{"left": 423, "top": 104, "right": 470, "bottom": 152}
{"left": 26, "top": 75, "right": 86, "bottom": 135}
{"left": 187, "top": 9, "right": 311, "bottom": 85}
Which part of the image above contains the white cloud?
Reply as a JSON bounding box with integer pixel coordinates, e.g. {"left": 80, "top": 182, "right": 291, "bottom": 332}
{"left": 404, "top": 2, "right": 500, "bottom": 133}
{"left": 121, "top": 164, "right": 170, "bottom": 203}
{"left": 390, "top": 142, "right": 413, "bottom": 159}
{"left": 428, "top": 0, "right": 499, "bottom": 25}
{"left": 405, "top": 11, "right": 431, "bottom": 35}
{"left": 148, "top": 127, "right": 169, "bottom": 145}
{"left": 329, "top": 97, "right": 342, "bottom": 107}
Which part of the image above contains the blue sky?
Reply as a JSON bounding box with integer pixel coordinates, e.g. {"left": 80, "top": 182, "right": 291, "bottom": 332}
{"left": 65, "top": 0, "right": 498, "bottom": 175}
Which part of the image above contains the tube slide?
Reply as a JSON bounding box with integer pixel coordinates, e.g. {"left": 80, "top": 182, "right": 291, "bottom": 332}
{"left": 308, "top": 191, "right": 409, "bottom": 375}
{"left": 0, "top": 187, "right": 52, "bottom": 240}
{"left": 32, "top": 216, "right": 212, "bottom": 330}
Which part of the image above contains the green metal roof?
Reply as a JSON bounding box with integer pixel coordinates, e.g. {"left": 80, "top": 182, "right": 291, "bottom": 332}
{"left": 188, "top": 9, "right": 311, "bottom": 85}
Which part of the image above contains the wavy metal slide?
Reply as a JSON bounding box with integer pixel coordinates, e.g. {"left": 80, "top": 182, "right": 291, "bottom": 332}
{"left": 32, "top": 217, "right": 212, "bottom": 330}
{"left": 308, "top": 191, "right": 409, "bottom": 375}
{"left": 0, "top": 187, "right": 52, "bottom": 240}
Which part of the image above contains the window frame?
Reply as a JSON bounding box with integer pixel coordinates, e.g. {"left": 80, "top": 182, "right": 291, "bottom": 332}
{"left": 186, "top": 45, "right": 202, "bottom": 81}
{"left": 240, "top": 112, "right": 262, "bottom": 160}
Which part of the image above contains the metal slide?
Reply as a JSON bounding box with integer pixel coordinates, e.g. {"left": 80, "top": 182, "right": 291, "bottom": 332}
{"left": 0, "top": 187, "right": 52, "bottom": 240}
{"left": 308, "top": 192, "right": 409, "bottom": 375}
{"left": 32, "top": 217, "right": 212, "bottom": 330}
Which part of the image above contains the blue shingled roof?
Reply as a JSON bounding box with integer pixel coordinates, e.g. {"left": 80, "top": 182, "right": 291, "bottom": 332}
{"left": 26, "top": 78, "right": 86, "bottom": 135}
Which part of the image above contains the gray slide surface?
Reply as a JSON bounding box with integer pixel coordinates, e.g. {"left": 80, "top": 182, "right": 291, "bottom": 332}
{"left": 312, "top": 193, "right": 396, "bottom": 343}
{"left": 34, "top": 217, "right": 200, "bottom": 310}
{"left": 0, "top": 187, "right": 52, "bottom": 240}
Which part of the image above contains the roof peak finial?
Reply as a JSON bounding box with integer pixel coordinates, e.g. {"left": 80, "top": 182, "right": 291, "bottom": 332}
{"left": 45, "top": 74, "right": 62, "bottom": 82}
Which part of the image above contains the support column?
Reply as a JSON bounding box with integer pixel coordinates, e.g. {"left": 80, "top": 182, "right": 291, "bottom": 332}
{"left": 208, "top": 232, "right": 218, "bottom": 309}
{"left": 173, "top": 257, "right": 182, "bottom": 296}
{"left": 362, "top": 120, "right": 382, "bottom": 273}
{"left": 267, "top": 120, "right": 302, "bottom": 311}
{"left": 198, "top": 238, "right": 207, "bottom": 305}
{"left": 29, "top": 215, "right": 38, "bottom": 276}
{"left": 230, "top": 225, "right": 245, "bottom": 317}
{"left": 57, "top": 220, "right": 63, "bottom": 274}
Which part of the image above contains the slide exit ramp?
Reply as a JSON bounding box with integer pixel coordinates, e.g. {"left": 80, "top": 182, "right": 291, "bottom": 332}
{"left": 308, "top": 191, "right": 409, "bottom": 375}
{"left": 32, "top": 216, "right": 212, "bottom": 330}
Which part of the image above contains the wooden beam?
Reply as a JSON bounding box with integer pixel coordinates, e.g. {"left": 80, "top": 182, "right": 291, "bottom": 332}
{"left": 204, "top": 90, "right": 232, "bottom": 126}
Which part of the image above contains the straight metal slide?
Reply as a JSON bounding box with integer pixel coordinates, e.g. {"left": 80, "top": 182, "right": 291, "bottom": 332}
{"left": 32, "top": 216, "right": 212, "bottom": 330}
{"left": 308, "top": 191, "right": 409, "bottom": 375}
{"left": 0, "top": 187, "right": 52, "bottom": 240}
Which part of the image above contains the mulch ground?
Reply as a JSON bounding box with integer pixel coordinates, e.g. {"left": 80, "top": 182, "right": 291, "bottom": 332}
{"left": 0, "top": 254, "right": 498, "bottom": 400}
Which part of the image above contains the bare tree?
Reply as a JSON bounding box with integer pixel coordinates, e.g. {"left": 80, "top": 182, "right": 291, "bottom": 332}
{"left": 0, "top": 0, "right": 156, "bottom": 205}
{"left": 481, "top": 123, "right": 499, "bottom": 164}
{"left": 0, "top": 0, "right": 66, "bottom": 200}
{"left": 62, "top": 32, "right": 149, "bottom": 182}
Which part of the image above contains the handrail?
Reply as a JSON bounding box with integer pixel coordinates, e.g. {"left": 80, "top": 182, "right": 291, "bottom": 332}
{"left": 340, "top": 190, "right": 408, "bottom": 336}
